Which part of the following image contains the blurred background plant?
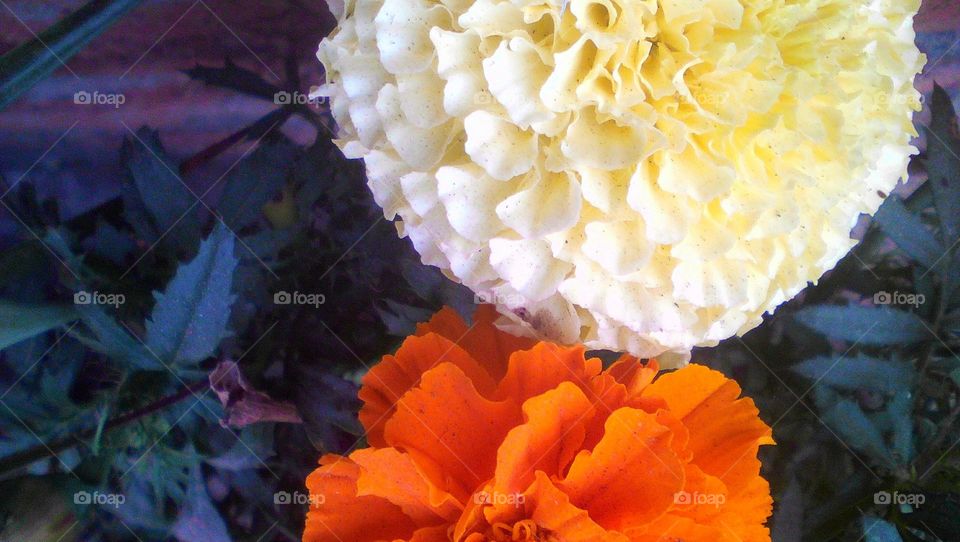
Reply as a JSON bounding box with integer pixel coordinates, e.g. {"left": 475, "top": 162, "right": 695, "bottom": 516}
{"left": 0, "top": 0, "right": 958, "bottom": 541}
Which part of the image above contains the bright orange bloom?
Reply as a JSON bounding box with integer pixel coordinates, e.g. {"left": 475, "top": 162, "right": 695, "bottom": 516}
{"left": 304, "top": 306, "right": 774, "bottom": 542}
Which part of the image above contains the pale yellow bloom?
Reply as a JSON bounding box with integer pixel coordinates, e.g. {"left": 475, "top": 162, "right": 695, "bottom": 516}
{"left": 317, "top": 0, "right": 925, "bottom": 366}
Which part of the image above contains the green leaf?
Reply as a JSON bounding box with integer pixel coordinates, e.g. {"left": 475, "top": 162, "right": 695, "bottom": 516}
{"left": 376, "top": 300, "right": 435, "bottom": 337}
{"left": 145, "top": 223, "right": 238, "bottom": 366}
{"left": 0, "top": 301, "right": 76, "bottom": 351}
{"left": 821, "top": 398, "right": 894, "bottom": 468}
{"left": 792, "top": 355, "right": 914, "bottom": 395}
{"left": 950, "top": 368, "right": 960, "bottom": 390}
{"left": 862, "top": 517, "right": 903, "bottom": 542}
{"left": 873, "top": 196, "right": 944, "bottom": 269}
{"left": 216, "top": 139, "right": 298, "bottom": 230}
{"left": 171, "top": 465, "right": 231, "bottom": 542}
{"left": 0, "top": 0, "right": 144, "bottom": 111}
{"left": 793, "top": 305, "right": 928, "bottom": 346}
{"left": 887, "top": 391, "right": 915, "bottom": 464}
{"left": 121, "top": 128, "right": 200, "bottom": 251}
{"left": 926, "top": 83, "right": 960, "bottom": 244}
{"left": 74, "top": 304, "right": 160, "bottom": 370}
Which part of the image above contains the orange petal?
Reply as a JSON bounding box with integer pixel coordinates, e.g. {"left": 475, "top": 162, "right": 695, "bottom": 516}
{"left": 714, "top": 474, "right": 772, "bottom": 542}
{"left": 625, "top": 513, "right": 725, "bottom": 542}
{"left": 353, "top": 447, "right": 462, "bottom": 524}
{"left": 559, "top": 407, "right": 686, "bottom": 531}
{"left": 360, "top": 333, "right": 497, "bottom": 446}
{"left": 644, "top": 364, "right": 773, "bottom": 542}
{"left": 418, "top": 305, "right": 537, "bottom": 380}
{"left": 408, "top": 525, "right": 452, "bottom": 542}
{"left": 643, "top": 365, "right": 773, "bottom": 486}
{"left": 494, "top": 343, "right": 603, "bottom": 404}
{"left": 492, "top": 382, "right": 596, "bottom": 495}
{"left": 384, "top": 362, "right": 521, "bottom": 502}
{"left": 522, "top": 471, "right": 629, "bottom": 542}
{"left": 605, "top": 355, "right": 659, "bottom": 397}
{"left": 304, "top": 455, "right": 419, "bottom": 542}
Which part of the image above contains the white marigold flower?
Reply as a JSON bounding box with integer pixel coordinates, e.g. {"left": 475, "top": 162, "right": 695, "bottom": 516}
{"left": 317, "top": 0, "right": 925, "bottom": 366}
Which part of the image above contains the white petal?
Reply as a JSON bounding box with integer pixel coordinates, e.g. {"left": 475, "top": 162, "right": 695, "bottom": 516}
{"left": 497, "top": 169, "right": 582, "bottom": 238}
{"left": 436, "top": 164, "right": 513, "bottom": 242}
{"left": 464, "top": 111, "right": 538, "bottom": 181}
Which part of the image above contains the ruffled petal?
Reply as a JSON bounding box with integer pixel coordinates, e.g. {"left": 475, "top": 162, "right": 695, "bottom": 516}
{"left": 560, "top": 407, "right": 686, "bottom": 530}
{"left": 384, "top": 362, "right": 521, "bottom": 501}
{"left": 642, "top": 365, "right": 774, "bottom": 483}
{"left": 353, "top": 447, "right": 462, "bottom": 523}
{"left": 520, "top": 472, "right": 629, "bottom": 542}
{"left": 415, "top": 305, "right": 538, "bottom": 381}
{"left": 496, "top": 169, "right": 582, "bottom": 238}
{"left": 304, "top": 455, "right": 420, "bottom": 542}
{"left": 464, "top": 111, "right": 539, "bottom": 181}
{"left": 359, "top": 333, "right": 497, "bottom": 446}
{"left": 492, "top": 382, "right": 595, "bottom": 495}
{"left": 436, "top": 164, "right": 513, "bottom": 242}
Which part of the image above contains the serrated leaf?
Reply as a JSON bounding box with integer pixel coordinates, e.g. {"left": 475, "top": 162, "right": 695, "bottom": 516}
{"left": 821, "top": 398, "right": 894, "bottom": 468}
{"left": 0, "top": 0, "right": 144, "bottom": 111}
{"left": 216, "top": 140, "right": 298, "bottom": 230}
{"left": 794, "top": 305, "right": 928, "bottom": 346}
{"left": 873, "top": 196, "right": 944, "bottom": 269}
{"left": 145, "top": 223, "right": 238, "bottom": 366}
{"left": 75, "top": 304, "right": 160, "bottom": 370}
{"left": 0, "top": 301, "right": 76, "bottom": 351}
{"left": 862, "top": 516, "right": 903, "bottom": 542}
{"left": 792, "top": 355, "right": 914, "bottom": 395}
{"left": 926, "top": 83, "right": 960, "bottom": 244}
{"left": 121, "top": 128, "right": 200, "bottom": 251}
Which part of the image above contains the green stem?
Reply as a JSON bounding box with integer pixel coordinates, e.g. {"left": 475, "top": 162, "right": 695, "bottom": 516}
{"left": 0, "top": 380, "right": 207, "bottom": 477}
{"left": 0, "top": 0, "right": 144, "bottom": 111}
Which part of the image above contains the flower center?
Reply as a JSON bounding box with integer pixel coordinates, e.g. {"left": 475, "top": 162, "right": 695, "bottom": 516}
{"left": 450, "top": 519, "right": 554, "bottom": 542}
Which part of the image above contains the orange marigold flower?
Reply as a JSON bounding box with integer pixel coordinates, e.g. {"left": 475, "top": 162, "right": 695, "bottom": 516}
{"left": 304, "top": 305, "right": 774, "bottom": 542}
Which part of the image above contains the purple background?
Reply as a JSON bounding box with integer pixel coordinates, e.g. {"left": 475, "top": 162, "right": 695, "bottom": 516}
{"left": 0, "top": 0, "right": 958, "bottom": 231}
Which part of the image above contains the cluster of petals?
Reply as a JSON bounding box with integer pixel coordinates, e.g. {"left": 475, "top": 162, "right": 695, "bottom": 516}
{"left": 303, "top": 306, "right": 774, "bottom": 541}
{"left": 317, "top": 0, "right": 925, "bottom": 362}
